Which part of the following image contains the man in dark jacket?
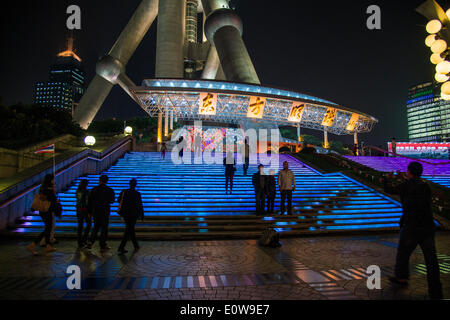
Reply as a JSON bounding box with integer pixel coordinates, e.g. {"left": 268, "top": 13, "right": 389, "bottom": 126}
{"left": 252, "top": 164, "right": 266, "bottom": 215}
{"left": 266, "top": 169, "right": 277, "bottom": 214}
{"left": 87, "top": 175, "right": 115, "bottom": 251}
{"left": 117, "top": 178, "right": 144, "bottom": 254}
{"left": 384, "top": 161, "right": 443, "bottom": 300}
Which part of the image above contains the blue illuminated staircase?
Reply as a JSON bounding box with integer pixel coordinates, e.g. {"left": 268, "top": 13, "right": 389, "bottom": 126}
{"left": 12, "top": 152, "right": 405, "bottom": 239}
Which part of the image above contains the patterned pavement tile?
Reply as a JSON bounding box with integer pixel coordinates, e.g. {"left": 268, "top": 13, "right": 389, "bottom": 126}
{"left": 0, "top": 232, "right": 449, "bottom": 300}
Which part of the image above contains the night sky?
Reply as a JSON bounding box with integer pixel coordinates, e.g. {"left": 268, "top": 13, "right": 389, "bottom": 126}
{"left": 1, "top": 0, "right": 448, "bottom": 145}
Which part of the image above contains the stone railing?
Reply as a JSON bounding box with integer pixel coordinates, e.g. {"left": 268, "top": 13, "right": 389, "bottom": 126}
{"left": 0, "top": 136, "right": 132, "bottom": 231}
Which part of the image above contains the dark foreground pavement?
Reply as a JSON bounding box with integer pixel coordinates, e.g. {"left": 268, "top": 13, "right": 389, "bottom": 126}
{"left": 0, "top": 232, "right": 449, "bottom": 300}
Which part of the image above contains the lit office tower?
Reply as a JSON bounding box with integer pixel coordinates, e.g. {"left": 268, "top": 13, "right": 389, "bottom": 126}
{"left": 407, "top": 82, "right": 450, "bottom": 142}
{"left": 34, "top": 37, "right": 85, "bottom": 112}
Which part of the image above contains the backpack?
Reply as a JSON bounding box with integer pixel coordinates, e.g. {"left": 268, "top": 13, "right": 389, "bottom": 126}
{"left": 258, "top": 228, "right": 281, "bottom": 247}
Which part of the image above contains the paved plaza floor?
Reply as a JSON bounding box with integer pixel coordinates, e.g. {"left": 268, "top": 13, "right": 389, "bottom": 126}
{"left": 0, "top": 232, "right": 449, "bottom": 300}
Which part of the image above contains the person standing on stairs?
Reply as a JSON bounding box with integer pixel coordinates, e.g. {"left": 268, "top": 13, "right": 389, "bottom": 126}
{"left": 27, "top": 174, "right": 57, "bottom": 254}
{"left": 86, "top": 175, "right": 115, "bottom": 252}
{"left": 252, "top": 164, "right": 267, "bottom": 215}
{"left": 161, "top": 142, "right": 167, "bottom": 159}
{"left": 266, "top": 169, "right": 277, "bottom": 214}
{"left": 194, "top": 133, "right": 202, "bottom": 158}
{"left": 223, "top": 152, "right": 236, "bottom": 194}
{"left": 117, "top": 178, "right": 144, "bottom": 254}
{"left": 241, "top": 139, "right": 250, "bottom": 176}
{"left": 76, "top": 179, "right": 91, "bottom": 249}
{"left": 278, "top": 161, "right": 295, "bottom": 215}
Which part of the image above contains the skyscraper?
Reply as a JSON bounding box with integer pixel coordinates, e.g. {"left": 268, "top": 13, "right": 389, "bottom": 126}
{"left": 407, "top": 82, "right": 450, "bottom": 142}
{"left": 34, "top": 37, "right": 85, "bottom": 113}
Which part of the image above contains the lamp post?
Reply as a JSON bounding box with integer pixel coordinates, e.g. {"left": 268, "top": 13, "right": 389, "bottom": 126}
{"left": 84, "top": 136, "right": 96, "bottom": 146}
{"left": 124, "top": 126, "right": 133, "bottom": 135}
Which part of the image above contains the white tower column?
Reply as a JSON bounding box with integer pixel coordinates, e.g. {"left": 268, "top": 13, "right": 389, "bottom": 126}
{"left": 170, "top": 110, "right": 174, "bottom": 130}
{"left": 164, "top": 108, "right": 169, "bottom": 137}
{"left": 156, "top": 0, "right": 186, "bottom": 78}
{"left": 323, "top": 129, "right": 329, "bottom": 148}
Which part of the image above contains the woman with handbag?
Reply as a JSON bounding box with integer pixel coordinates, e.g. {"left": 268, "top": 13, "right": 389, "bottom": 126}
{"left": 27, "top": 174, "right": 57, "bottom": 254}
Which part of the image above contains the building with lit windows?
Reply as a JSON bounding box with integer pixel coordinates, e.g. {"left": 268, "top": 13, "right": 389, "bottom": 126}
{"left": 407, "top": 82, "right": 450, "bottom": 142}
{"left": 34, "top": 37, "right": 85, "bottom": 112}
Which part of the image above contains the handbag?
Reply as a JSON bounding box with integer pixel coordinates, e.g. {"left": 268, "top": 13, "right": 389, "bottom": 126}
{"left": 31, "top": 193, "right": 51, "bottom": 212}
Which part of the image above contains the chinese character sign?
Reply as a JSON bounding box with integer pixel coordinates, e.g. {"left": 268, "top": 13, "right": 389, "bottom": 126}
{"left": 288, "top": 103, "right": 305, "bottom": 123}
{"left": 198, "top": 92, "right": 217, "bottom": 115}
{"left": 321, "top": 108, "right": 337, "bottom": 127}
{"left": 247, "top": 96, "right": 266, "bottom": 119}
{"left": 346, "top": 113, "right": 359, "bottom": 131}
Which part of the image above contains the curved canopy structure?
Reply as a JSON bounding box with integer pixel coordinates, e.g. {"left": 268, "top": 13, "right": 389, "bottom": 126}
{"left": 131, "top": 79, "right": 378, "bottom": 135}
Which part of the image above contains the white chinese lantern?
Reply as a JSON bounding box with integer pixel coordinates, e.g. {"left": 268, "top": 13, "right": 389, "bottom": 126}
{"left": 425, "top": 34, "right": 437, "bottom": 47}
{"left": 426, "top": 20, "right": 442, "bottom": 34}
{"left": 441, "top": 81, "right": 450, "bottom": 95}
{"left": 430, "top": 53, "right": 444, "bottom": 65}
{"left": 436, "top": 60, "right": 450, "bottom": 74}
{"left": 431, "top": 39, "right": 447, "bottom": 54}
{"left": 435, "top": 73, "right": 449, "bottom": 83}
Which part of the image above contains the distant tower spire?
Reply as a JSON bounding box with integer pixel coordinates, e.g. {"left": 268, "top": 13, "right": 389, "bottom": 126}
{"left": 57, "top": 32, "right": 81, "bottom": 62}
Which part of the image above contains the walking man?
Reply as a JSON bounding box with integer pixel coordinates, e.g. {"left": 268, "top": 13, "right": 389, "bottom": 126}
{"left": 266, "top": 169, "right": 277, "bottom": 214}
{"left": 86, "top": 175, "right": 115, "bottom": 251}
{"left": 117, "top": 178, "right": 144, "bottom": 254}
{"left": 252, "top": 164, "right": 266, "bottom": 215}
{"left": 223, "top": 152, "right": 236, "bottom": 194}
{"left": 384, "top": 162, "right": 443, "bottom": 300}
{"left": 278, "top": 161, "right": 295, "bottom": 215}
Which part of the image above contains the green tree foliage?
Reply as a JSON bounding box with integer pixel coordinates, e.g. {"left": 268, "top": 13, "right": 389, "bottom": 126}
{"left": 279, "top": 127, "right": 297, "bottom": 141}
{"left": 301, "top": 134, "right": 322, "bottom": 146}
{"left": 0, "top": 103, "right": 83, "bottom": 149}
{"left": 88, "top": 117, "right": 182, "bottom": 143}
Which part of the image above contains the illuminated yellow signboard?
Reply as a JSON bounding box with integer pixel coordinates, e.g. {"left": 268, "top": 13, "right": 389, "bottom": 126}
{"left": 198, "top": 92, "right": 217, "bottom": 115}
{"left": 247, "top": 96, "right": 266, "bottom": 119}
{"left": 321, "top": 107, "right": 337, "bottom": 127}
{"left": 346, "top": 113, "right": 359, "bottom": 131}
{"left": 288, "top": 103, "right": 305, "bottom": 122}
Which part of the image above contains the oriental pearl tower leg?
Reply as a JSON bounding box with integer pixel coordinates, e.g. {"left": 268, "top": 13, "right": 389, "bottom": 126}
{"left": 73, "top": 0, "right": 159, "bottom": 129}
{"left": 202, "top": 0, "right": 260, "bottom": 84}
{"left": 202, "top": 0, "right": 279, "bottom": 143}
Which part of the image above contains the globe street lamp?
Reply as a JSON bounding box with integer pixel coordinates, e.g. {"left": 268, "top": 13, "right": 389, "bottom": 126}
{"left": 124, "top": 126, "right": 133, "bottom": 135}
{"left": 84, "top": 136, "right": 96, "bottom": 146}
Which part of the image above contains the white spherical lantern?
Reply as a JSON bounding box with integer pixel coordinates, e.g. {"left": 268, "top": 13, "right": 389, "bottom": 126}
{"left": 430, "top": 53, "right": 444, "bottom": 65}
{"left": 435, "top": 72, "right": 449, "bottom": 83}
{"left": 124, "top": 126, "right": 133, "bottom": 135}
{"left": 84, "top": 136, "right": 96, "bottom": 146}
{"left": 426, "top": 19, "right": 442, "bottom": 34}
{"left": 436, "top": 60, "right": 450, "bottom": 74}
{"left": 425, "top": 34, "right": 437, "bottom": 47}
{"left": 431, "top": 39, "right": 447, "bottom": 54}
{"left": 441, "top": 81, "right": 450, "bottom": 95}
{"left": 441, "top": 92, "right": 450, "bottom": 101}
{"left": 447, "top": 9, "right": 450, "bottom": 20}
